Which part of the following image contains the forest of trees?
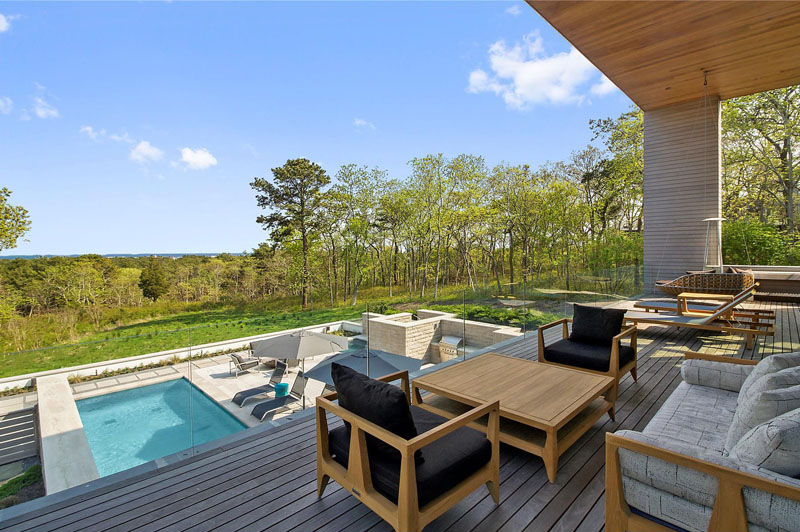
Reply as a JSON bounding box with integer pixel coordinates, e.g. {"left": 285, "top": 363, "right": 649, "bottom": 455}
{"left": 0, "top": 87, "right": 797, "bottom": 341}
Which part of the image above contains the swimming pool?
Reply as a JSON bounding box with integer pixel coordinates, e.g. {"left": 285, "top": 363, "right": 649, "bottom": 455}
{"left": 76, "top": 378, "right": 246, "bottom": 477}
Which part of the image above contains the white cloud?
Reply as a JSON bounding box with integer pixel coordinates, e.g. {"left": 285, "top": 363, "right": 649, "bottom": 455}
{"left": 505, "top": 4, "right": 522, "bottom": 16}
{"left": 0, "top": 96, "right": 12, "bottom": 114}
{"left": 79, "top": 125, "right": 100, "bottom": 140}
{"left": 353, "top": 118, "right": 376, "bottom": 130}
{"left": 29, "top": 83, "right": 59, "bottom": 119}
{"left": 33, "top": 97, "right": 59, "bottom": 118}
{"left": 179, "top": 147, "right": 217, "bottom": 170}
{"left": 130, "top": 141, "right": 164, "bottom": 164}
{"left": 0, "top": 14, "right": 12, "bottom": 33}
{"left": 109, "top": 131, "right": 134, "bottom": 144}
{"left": 591, "top": 74, "right": 618, "bottom": 96}
{"left": 467, "top": 31, "right": 616, "bottom": 109}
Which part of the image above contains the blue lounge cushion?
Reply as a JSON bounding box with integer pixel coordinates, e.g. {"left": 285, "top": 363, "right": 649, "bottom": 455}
{"left": 328, "top": 405, "right": 491, "bottom": 507}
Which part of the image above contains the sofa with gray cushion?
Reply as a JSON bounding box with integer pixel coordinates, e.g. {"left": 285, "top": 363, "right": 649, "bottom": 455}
{"left": 605, "top": 351, "right": 800, "bottom": 532}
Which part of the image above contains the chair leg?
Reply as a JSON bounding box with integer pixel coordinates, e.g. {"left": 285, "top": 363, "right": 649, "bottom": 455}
{"left": 486, "top": 480, "right": 500, "bottom": 504}
{"left": 317, "top": 472, "right": 330, "bottom": 498}
{"left": 630, "top": 366, "right": 638, "bottom": 381}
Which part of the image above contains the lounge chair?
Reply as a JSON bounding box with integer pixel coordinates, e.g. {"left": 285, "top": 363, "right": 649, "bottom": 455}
{"left": 624, "top": 294, "right": 774, "bottom": 349}
{"left": 229, "top": 352, "right": 260, "bottom": 377}
{"left": 250, "top": 372, "right": 306, "bottom": 421}
{"left": 538, "top": 304, "right": 637, "bottom": 404}
{"left": 316, "top": 366, "right": 500, "bottom": 532}
{"left": 232, "top": 361, "right": 287, "bottom": 407}
{"left": 634, "top": 285, "right": 775, "bottom": 320}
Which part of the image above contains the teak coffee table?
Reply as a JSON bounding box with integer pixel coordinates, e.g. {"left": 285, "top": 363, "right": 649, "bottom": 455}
{"left": 411, "top": 352, "right": 615, "bottom": 483}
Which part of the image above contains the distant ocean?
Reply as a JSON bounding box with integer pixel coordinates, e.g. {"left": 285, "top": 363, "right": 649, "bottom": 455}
{"left": 0, "top": 253, "right": 246, "bottom": 260}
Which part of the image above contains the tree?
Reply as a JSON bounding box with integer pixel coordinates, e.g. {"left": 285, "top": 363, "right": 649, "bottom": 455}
{"left": 139, "top": 258, "right": 169, "bottom": 301}
{"left": 251, "top": 158, "right": 330, "bottom": 310}
{"left": 723, "top": 87, "right": 800, "bottom": 232}
{"left": 0, "top": 188, "right": 31, "bottom": 254}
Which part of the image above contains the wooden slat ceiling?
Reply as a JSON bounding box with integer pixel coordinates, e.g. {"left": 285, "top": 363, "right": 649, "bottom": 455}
{"left": 527, "top": 1, "right": 800, "bottom": 110}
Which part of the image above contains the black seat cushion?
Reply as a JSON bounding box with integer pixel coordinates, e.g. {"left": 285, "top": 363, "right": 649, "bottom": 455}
{"left": 328, "top": 405, "right": 491, "bottom": 507}
{"left": 544, "top": 338, "right": 635, "bottom": 373}
{"left": 331, "top": 363, "right": 420, "bottom": 462}
{"left": 569, "top": 304, "right": 626, "bottom": 346}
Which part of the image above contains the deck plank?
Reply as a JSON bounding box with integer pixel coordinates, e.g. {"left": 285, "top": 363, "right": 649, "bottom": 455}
{"left": 1, "top": 301, "right": 796, "bottom": 532}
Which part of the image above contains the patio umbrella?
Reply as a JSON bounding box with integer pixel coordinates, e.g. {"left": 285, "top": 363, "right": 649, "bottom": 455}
{"left": 250, "top": 330, "right": 349, "bottom": 361}
{"left": 304, "top": 347, "right": 423, "bottom": 387}
{"left": 250, "top": 330, "right": 350, "bottom": 408}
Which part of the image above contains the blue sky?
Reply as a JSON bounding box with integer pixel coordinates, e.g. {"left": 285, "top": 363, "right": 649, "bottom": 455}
{"left": 0, "top": 2, "right": 632, "bottom": 255}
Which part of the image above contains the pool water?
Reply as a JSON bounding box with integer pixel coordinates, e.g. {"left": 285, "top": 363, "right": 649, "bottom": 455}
{"left": 76, "top": 378, "right": 246, "bottom": 477}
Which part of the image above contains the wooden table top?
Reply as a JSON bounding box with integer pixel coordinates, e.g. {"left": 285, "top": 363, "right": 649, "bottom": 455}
{"left": 412, "top": 353, "right": 613, "bottom": 430}
{"left": 677, "top": 292, "right": 734, "bottom": 301}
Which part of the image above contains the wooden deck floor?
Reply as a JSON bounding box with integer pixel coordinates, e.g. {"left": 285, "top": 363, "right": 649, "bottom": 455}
{"left": 2, "top": 301, "right": 798, "bottom": 532}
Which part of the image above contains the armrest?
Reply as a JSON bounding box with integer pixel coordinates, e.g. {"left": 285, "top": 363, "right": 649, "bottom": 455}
{"left": 406, "top": 400, "right": 500, "bottom": 453}
{"left": 685, "top": 351, "right": 759, "bottom": 365}
{"left": 607, "top": 430, "right": 800, "bottom": 501}
{"left": 613, "top": 325, "right": 637, "bottom": 343}
{"left": 316, "top": 395, "right": 410, "bottom": 451}
{"left": 538, "top": 318, "right": 571, "bottom": 333}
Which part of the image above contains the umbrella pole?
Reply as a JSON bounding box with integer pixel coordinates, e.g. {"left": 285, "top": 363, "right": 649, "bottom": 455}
{"left": 302, "top": 358, "right": 305, "bottom": 409}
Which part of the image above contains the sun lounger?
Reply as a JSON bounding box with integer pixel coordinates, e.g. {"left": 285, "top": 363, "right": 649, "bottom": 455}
{"left": 634, "top": 285, "right": 775, "bottom": 320}
{"left": 250, "top": 372, "right": 306, "bottom": 421}
{"left": 625, "top": 293, "right": 774, "bottom": 349}
{"left": 232, "top": 361, "right": 287, "bottom": 407}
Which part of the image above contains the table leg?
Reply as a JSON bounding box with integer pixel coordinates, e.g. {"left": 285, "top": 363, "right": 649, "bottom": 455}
{"left": 411, "top": 384, "right": 423, "bottom": 405}
{"left": 543, "top": 429, "right": 558, "bottom": 483}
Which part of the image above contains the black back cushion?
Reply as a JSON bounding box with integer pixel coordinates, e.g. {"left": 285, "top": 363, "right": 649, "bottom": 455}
{"left": 331, "top": 363, "right": 420, "bottom": 462}
{"left": 569, "top": 304, "right": 626, "bottom": 346}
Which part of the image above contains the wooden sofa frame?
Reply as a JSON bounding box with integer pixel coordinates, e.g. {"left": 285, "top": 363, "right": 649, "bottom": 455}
{"left": 316, "top": 370, "right": 500, "bottom": 532}
{"left": 605, "top": 351, "right": 800, "bottom": 532}
{"left": 538, "top": 318, "right": 638, "bottom": 404}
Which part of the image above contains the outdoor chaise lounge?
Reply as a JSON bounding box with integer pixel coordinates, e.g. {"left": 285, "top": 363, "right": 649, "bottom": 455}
{"left": 634, "top": 285, "right": 775, "bottom": 321}
{"left": 250, "top": 372, "right": 305, "bottom": 421}
{"left": 229, "top": 352, "right": 260, "bottom": 377}
{"left": 538, "top": 304, "right": 637, "bottom": 402}
{"left": 606, "top": 350, "right": 800, "bottom": 532}
{"left": 624, "top": 291, "right": 774, "bottom": 349}
{"left": 232, "top": 360, "right": 287, "bottom": 407}
{"left": 316, "top": 364, "right": 500, "bottom": 532}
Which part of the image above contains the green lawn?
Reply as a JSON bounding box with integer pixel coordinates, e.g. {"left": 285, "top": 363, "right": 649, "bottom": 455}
{"left": 1, "top": 307, "right": 363, "bottom": 378}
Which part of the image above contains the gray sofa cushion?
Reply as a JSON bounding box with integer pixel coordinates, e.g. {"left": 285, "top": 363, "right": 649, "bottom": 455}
{"left": 615, "top": 429, "right": 800, "bottom": 532}
{"left": 740, "top": 351, "right": 800, "bottom": 403}
{"left": 681, "top": 358, "right": 754, "bottom": 393}
{"left": 643, "top": 381, "right": 737, "bottom": 454}
{"left": 729, "top": 407, "right": 800, "bottom": 477}
{"left": 725, "top": 369, "right": 800, "bottom": 453}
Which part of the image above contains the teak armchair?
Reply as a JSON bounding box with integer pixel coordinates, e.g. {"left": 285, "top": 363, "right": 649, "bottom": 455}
{"left": 316, "top": 370, "right": 500, "bottom": 532}
{"left": 538, "top": 317, "right": 637, "bottom": 404}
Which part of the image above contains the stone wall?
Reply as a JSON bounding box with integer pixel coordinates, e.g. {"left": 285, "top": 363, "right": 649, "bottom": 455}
{"left": 363, "top": 310, "right": 522, "bottom": 363}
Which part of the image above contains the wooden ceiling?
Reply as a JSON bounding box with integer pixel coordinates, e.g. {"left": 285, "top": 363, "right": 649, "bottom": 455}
{"left": 527, "top": 1, "right": 800, "bottom": 110}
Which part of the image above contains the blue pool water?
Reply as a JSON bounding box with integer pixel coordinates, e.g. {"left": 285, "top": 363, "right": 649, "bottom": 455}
{"left": 76, "top": 378, "right": 246, "bottom": 477}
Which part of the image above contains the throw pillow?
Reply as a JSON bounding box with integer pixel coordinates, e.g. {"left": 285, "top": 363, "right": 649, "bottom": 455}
{"left": 331, "top": 363, "right": 421, "bottom": 462}
{"left": 569, "top": 304, "right": 627, "bottom": 346}
{"left": 739, "top": 351, "right": 800, "bottom": 403}
{"left": 729, "top": 407, "right": 800, "bottom": 477}
{"left": 725, "top": 368, "right": 800, "bottom": 453}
